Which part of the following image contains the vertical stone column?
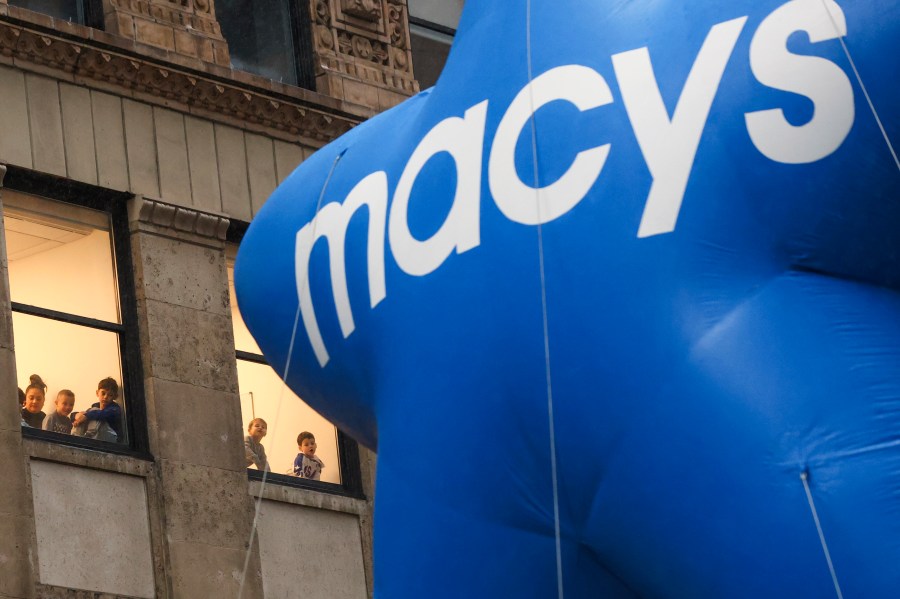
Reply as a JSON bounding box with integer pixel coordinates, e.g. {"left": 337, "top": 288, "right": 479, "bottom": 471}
{"left": 0, "top": 165, "right": 37, "bottom": 599}
{"left": 102, "top": 0, "right": 230, "bottom": 65}
{"left": 128, "top": 197, "right": 264, "bottom": 599}
{"left": 310, "top": 0, "right": 418, "bottom": 109}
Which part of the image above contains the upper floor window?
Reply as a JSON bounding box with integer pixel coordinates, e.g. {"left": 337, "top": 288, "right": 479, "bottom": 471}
{"left": 227, "top": 249, "right": 348, "bottom": 488}
{"left": 7, "top": 0, "right": 103, "bottom": 27}
{"left": 2, "top": 188, "right": 143, "bottom": 452}
{"left": 408, "top": 0, "right": 463, "bottom": 88}
{"left": 216, "top": 0, "right": 315, "bottom": 89}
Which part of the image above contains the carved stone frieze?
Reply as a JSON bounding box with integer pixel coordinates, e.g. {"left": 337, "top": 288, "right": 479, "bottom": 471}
{"left": 340, "top": 0, "right": 381, "bottom": 22}
{"left": 0, "top": 19, "right": 359, "bottom": 143}
{"left": 17, "top": 31, "right": 82, "bottom": 72}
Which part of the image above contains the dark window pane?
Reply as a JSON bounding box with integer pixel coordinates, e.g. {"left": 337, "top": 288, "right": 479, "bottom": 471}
{"left": 217, "top": 0, "right": 298, "bottom": 85}
{"left": 410, "top": 25, "right": 452, "bottom": 89}
{"left": 8, "top": 0, "right": 83, "bottom": 23}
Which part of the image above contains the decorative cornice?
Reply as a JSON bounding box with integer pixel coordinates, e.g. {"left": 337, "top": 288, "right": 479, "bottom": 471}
{"left": 0, "top": 17, "right": 363, "bottom": 145}
{"left": 129, "top": 196, "right": 229, "bottom": 243}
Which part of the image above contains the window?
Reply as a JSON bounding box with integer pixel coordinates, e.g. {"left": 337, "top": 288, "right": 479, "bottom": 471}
{"left": 7, "top": 0, "right": 103, "bottom": 27}
{"left": 408, "top": 0, "right": 463, "bottom": 88}
{"left": 216, "top": 0, "right": 315, "bottom": 89}
{"left": 2, "top": 187, "right": 143, "bottom": 452}
{"left": 228, "top": 247, "right": 357, "bottom": 491}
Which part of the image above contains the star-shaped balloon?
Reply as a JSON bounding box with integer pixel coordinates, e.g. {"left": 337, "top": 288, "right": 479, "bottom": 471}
{"left": 235, "top": 0, "right": 900, "bottom": 596}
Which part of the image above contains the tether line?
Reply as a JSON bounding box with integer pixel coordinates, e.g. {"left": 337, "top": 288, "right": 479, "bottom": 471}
{"left": 238, "top": 151, "right": 345, "bottom": 599}
{"left": 800, "top": 471, "right": 845, "bottom": 599}
{"left": 820, "top": 0, "right": 899, "bottom": 172}
{"left": 526, "top": 1, "right": 565, "bottom": 597}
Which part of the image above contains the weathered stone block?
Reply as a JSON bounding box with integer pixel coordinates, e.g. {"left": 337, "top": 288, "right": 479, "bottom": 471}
{"left": 154, "top": 107, "right": 192, "bottom": 207}
{"left": 273, "top": 140, "right": 304, "bottom": 184}
{"left": 245, "top": 133, "right": 276, "bottom": 217}
{"left": 132, "top": 233, "right": 230, "bottom": 315}
{"left": 257, "top": 501, "right": 367, "bottom": 599}
{"left": 0, "top": 429, "right": 29, "bottom": 517}
{"left": 148, "top": 378, "right": 245, "bottom": 471}
{"left": 343, "top": 79, "right": 380, "bottom": 111}
{"left": 168, "top": 540, "right": 264, "bottom": 599}
{"left": 158, "top": 459, "right": 255, "bottom": 547}
{"left": 30, "top": 461, "right": 155, "bottom": 598}
{"left": 0, "top": 350, "right": 20, "bottom": 431}
{"left": 0, "top": 513, "right": 35, "bottom": 599}
{"left": 123, "top": 99, "right": 161, "bottom": 199}
{"left": 174, "top": 29, "right": 198, "bottom": 58}
{"left": 134, "top": 18, "right": 175, "bottom": 51}
{"left": 25, "top": 75, "right": 66, "bottom": 177}
{"left": 59, "top": 83, "right": 98, "bottom": 186}
{"left": 137, "top": 299, "right": 238, "bottom": 392}
{"left": 185, "top": 116, "right": 221, "bottom": 213}
{"left": 91, "top": 91, "right": 129, "bottom": 191}
{"left": 215, "top": 124, "right": 252, "bottom": 222}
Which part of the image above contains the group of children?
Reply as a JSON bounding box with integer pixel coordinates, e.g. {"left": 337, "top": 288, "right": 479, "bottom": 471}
{"left": 243, "top": 417, "right": 325, "bottom": 480}
{"left": 18, "top": 374, "right": 124, "bottom": 443}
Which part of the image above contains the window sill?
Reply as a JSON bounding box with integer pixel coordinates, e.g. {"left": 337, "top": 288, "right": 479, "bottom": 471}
{"left": 247, "top": 469, "right": 368, "bottom": 516}
{"left": 22, "top": 428, "right": 154, "bottom": 476}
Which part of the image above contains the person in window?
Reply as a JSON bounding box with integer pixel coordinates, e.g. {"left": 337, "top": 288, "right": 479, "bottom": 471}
{"left": 43, "top": 389, "right": 76, "bottom": 434}
{"left": 244, "top": 418, "right": 270, "bottom": 471}
{"left": 21, "top": 374, "right": 47, "bottom": 428}
{"left": 292, "top": 431, "right": 325, "bottom": 480}
{"left": 71, "top": 377, "right": 123, "bottom": 443}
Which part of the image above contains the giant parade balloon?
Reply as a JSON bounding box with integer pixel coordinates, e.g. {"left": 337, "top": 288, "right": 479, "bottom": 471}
{"left": 234, "top": 0, "right": 900, "bottom": 596}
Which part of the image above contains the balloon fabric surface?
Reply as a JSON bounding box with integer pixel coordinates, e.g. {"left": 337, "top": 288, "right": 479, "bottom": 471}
{"left": 234, "top": 0, "right": 900, "bottom": 596}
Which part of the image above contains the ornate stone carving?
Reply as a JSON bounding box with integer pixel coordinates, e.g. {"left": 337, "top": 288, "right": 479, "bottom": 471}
{"left": 0, "top": 19, "right": 358, "bottom": 143}
{"left": 310, "top": 0, "right": 418, "bottom": 101}
{"left": 340, "top": 0, "right": 381, "bottom": 22}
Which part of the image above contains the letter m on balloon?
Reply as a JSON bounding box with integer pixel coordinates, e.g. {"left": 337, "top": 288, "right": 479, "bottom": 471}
{"left": 294, "top": 171, "right": 388, "bottom": 367}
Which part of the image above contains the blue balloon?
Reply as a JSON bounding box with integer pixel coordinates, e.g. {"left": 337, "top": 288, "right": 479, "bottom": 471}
{"left": 235, "top": 0, "right": 900, "bottom": 596}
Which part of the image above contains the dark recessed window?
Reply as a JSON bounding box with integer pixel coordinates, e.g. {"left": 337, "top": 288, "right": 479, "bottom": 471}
{"left": 216, "top": 0, "right": 315, "bottom": 88}
{"left": 407, "top": 0, "right": 463, "bottom": 89}
{"left": 8, "top": 0, "right": 102, "bottom": 27}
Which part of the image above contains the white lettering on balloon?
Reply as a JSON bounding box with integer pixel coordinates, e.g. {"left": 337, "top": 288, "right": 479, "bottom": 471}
{"left": 296, "top": 0, "right": 855, "bottom": 366}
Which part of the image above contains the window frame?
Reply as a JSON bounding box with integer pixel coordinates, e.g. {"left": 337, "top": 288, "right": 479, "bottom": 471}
{"left": 3, "top": 166, "right": 151, "bottom": 460}
{"left": 228, "top": 223, "right": 365, "bottom": 499}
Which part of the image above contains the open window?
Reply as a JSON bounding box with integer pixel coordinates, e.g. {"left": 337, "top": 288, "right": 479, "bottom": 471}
{"left": 2, "top": 188, "right": 143, "bottom": 453}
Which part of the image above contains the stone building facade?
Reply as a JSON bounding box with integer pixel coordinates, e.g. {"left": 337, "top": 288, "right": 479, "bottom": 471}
{"left": 0, "top": 1, "right": 456, "bottom": 597}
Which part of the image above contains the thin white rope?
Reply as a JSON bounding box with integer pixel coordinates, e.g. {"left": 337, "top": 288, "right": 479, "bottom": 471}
{"left": 800, "top": 471, "right": 845, "bottom": 599}
{"left": 820, "top": 0, "right": 900, "bottom": 172}
{"left": 238, "top": 152, "right": 344, "bottom": 599}
{"left": 525, "top": 1, "right": 565, "bottom": 597}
